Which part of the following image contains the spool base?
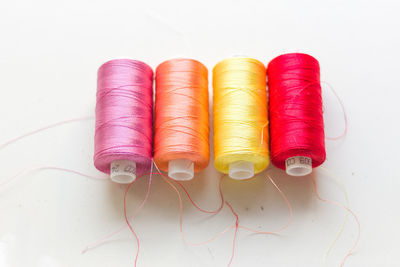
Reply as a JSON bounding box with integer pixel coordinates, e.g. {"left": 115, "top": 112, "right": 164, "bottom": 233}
{"left": 110, "top": 160, "right": 136, "bottom": 184}
{"left": 229, "top": 161, "right": 254, "bottom": 180}
{"left": 168, "top": 159, "right": 194, "bottom": 181}
{"left": 285, "top": 156, "right": 312, "bottom": 176}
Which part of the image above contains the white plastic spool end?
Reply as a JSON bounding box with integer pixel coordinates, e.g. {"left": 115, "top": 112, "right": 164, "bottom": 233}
{"left": 168, "top": 159, "right": 194, "bottom": 181}
{"left": 110, "top": 159, "right": 136, "bottom": 184}
{"left": 229, "top": 161, "right": 254, "bottom": 180}
{"left": 285, "top": 156, "right": 312, "bottom": 176}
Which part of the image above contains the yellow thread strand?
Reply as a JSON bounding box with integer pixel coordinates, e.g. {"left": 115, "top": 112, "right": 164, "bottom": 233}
{"left": 213, "top": 58, "right": 270, "bottom": 174}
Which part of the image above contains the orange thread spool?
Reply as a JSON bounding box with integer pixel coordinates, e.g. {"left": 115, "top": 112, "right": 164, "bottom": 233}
{"left": 154, "top": 58, "right": 209, "bottom": 180}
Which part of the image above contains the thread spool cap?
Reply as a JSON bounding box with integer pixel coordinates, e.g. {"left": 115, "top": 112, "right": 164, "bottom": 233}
{"left": 168, "top": 159, "right": 194, "bottom": 181}
{"left": 110, "top": 160, "right": 136, "bottom": 184}
{"left": 285, "top": 156, "right": 312, "bottom": 176}
{"left": 229, "top": 161, "right": 254, "bottom": 180}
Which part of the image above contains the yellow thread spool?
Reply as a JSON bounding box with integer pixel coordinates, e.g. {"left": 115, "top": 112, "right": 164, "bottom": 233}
{"left": 213, "top": 57, "right": 270, "bottom": 179}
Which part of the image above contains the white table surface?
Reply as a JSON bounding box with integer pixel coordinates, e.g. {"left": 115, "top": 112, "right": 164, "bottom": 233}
{"left": 0, "top": 0, "right": 399, "bottom": 266}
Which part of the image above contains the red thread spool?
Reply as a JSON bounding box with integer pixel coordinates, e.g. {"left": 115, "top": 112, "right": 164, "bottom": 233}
{"left": 267, "top": 53, "right": 326, "bottom": 176}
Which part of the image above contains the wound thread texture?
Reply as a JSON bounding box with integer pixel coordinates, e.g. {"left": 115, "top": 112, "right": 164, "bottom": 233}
{"left": 267, "top": 53, "right": 326, "bottom": 170}
{"left": 94, "top": 59, "right": 153, "bottom": 176}
{"left": 213, "top": 57, "right": 270, "bottom": 174}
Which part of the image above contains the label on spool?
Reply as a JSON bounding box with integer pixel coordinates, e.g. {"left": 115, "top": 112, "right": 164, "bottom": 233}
{"left": 286, "top": 156, "right": 311, "bottom": 168}
{"left": 111, "top": 161, "right": 136, "bottom": 177}
{"left": 285, "top": 156, "right": 312, "bottom": 176}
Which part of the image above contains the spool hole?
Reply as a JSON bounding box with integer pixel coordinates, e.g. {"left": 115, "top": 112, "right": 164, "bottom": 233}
{"left": 168, "top": 159, "right": 194, "bottom": 181}
{"left": 229, "top": 161, "right": 255, "bottom": 180}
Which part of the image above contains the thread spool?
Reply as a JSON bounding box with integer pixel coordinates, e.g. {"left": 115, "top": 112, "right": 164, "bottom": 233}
{"left": 154, "top": 58, "right": 209, "bottom": 181}
{"left": 213, "top": 57, "right": 270, "bottom": 180}
{"left": 267, "top": 53, "right": 326, "bottom": 176}
{"left": 94, "top": 59, "right": 153, "bottom": 184}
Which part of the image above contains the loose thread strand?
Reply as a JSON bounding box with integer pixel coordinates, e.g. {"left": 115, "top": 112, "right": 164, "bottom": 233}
{"left": 0, "top": 116, "right": 94, "bottom": 152}
{"left": 239, "top": 174, "right": 293, "bottom": 234}
{"left": 312, "top": 174, "right": 360, "bottom": 267}
{"left": 83, "top": 163, "right": 153, "bottom": 254}
{"left": 317, "top": 167, "right": 350, "bottom": 267}
{"left": 174, "top": 175, "right": 225, "bottom": 214}
{"left": 1, "top": 165, "right": 106, "bottom": 189}
{"left": 154, "top": 163, "right": 236, "bottom": 247}
{"left": 322, "top": 81, "right": 348, "bottom": 141}
{"left": 124, "top": 179, "right": 141, "bottom": 267}
{"left": 225, "top": 201, "right": 239, "bottom": 267}
{"left": 157, "top": 165, "right": 293, "bottom": 267}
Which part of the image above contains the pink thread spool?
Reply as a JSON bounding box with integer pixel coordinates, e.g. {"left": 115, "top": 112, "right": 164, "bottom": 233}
{"left": 94, "top": 59, "right": 153, "bottom": 184}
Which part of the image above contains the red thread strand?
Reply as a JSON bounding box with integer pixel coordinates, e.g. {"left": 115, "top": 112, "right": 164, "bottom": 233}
{"left": 174, "top": 175, "right": 225, "bottom": 214}
{"left": 225, "top": 201, "right": 239, "bottom": 267}
{"left": 154, "top": 164, "right": 235, "bottom": 245}
{"left": 155, "top": 163, "right": 293, "bottom": 267}
{"left": 0, "top": 114, "right": 292, "bottom": 266}
{"left": 0, "top": 111, "right": 294, "bottom": 266}
{"left": 124, "top": 181, "right": 140, "bottom": 267}
{"left": 1, "top": 163, "right": 292, "bottom": 267}
{"left": 267, "top": 53, "right": 326, "bottom": 169}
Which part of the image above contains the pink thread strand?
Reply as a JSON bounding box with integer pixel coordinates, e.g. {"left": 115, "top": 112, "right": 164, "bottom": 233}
{"left": 82, "top": 163, "right": 153, "bottom": 254}
{"left": 0, "top": 166, "right": 106, "bottom": 188}
{"left": 0, "top": 116, "right": 94, "bottom": 151}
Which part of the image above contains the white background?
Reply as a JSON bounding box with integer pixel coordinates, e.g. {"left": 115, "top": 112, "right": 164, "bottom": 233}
{"left": 0, "top": 0, "right": 399, "bottom": 266}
